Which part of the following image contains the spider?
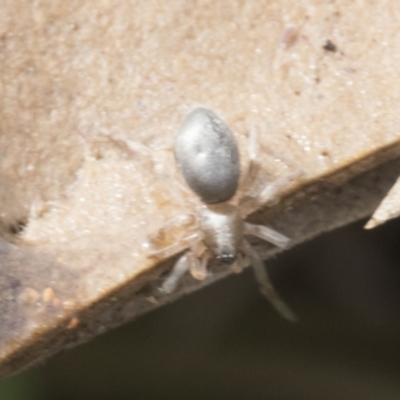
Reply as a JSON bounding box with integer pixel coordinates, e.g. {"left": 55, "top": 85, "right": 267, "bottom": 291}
{"left": 148, "top": 107, "right": 301, "bottom": 320}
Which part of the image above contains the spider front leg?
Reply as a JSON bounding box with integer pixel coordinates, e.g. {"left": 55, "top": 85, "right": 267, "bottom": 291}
{"left": 188, "top": 241, "right": 211, "bottom": 281}
{"left": 148, "top": 214, "right": 208, "bottom": 292}
{"left": 161, "top": 237, "right": 208, "bottom": 293}
{"left": 242, "top": 239, "right": 296, "bottom": 321}
{"left": 161, "top": 253, "right": 192, "bottom": 293}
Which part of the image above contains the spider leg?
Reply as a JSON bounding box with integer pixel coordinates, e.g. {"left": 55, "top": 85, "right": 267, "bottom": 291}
{"left": 111, "top": 136, "right": 195, "bottom": 199}
{"left": 148, "top": 229, "right": 203, "bottom": 259}
{"left": 240, "top": 169, "right": 303, "bottom": 217}
{"left": 161, "top": 239, "right": 209, "bottom": 292}
{"left": 160, "top": 253, "right": 191, "bottom": 293}
{"left": 244, "top": 222, "right": 289, "bottom": 248}
{"left": 147, "top": 214, "right": 199, "bottom": 258}
{"left": 237, "top": 126, "right": 261, "bottom": 197}
{"left": 231, "top": 253, "right": 245, "bottom": 274}
{"left": 148, "top": 214, "right": 195, "bottom": 243}
{"left": 188, "top": 242, "right": 211, "bottom": 280}
{"left": 242, "top": 239, "right": 297, "bottom": 321}
{"left": 149, "top": 218, "right": 204, "bottom": 292}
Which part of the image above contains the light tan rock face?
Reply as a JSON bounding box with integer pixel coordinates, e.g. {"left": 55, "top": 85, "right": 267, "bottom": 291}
{"left": 1, "top": 0, "right": 400, "bottom": 378}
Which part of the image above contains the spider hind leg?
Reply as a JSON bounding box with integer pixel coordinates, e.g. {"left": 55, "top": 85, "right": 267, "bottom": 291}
{"left": 244, "top": 222, "right": 290, "bottom": 248}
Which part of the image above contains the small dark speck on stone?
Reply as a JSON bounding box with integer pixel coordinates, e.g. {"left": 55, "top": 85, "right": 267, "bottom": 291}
{"left": 9, "top": 220, "right": 26, "bottom": 235}
{"left": 323, "top": 40, "right": 337, "bottom": 52}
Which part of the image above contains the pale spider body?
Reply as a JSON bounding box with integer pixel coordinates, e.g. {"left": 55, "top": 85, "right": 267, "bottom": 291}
{"left": 149, "top": 107, "right": 300, "bottom": 320}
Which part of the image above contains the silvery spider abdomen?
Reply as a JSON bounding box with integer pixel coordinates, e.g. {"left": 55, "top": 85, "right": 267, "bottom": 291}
{"left": 174, "top": 108, "right": 240, "bottom": 204}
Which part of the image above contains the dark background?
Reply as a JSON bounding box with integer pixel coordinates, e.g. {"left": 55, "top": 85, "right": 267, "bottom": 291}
{"left": 1, "top": 217, "right": 400, "bottom": 400}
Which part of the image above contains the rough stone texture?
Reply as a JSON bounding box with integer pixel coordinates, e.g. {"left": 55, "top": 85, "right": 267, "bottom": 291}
{"left": 1, "top": 0, "right": 400, "bottom": 378}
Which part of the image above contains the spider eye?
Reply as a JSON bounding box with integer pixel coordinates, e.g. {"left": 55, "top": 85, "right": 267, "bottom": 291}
{"left": 218, "top": 254, "right": 236, "bottom": 265}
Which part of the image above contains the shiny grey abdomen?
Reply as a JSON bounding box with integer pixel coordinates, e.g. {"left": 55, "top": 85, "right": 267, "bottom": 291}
{"left": 174, "top": 108, "right": 240, "bottom": 204}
